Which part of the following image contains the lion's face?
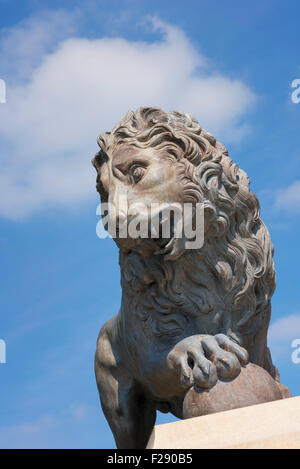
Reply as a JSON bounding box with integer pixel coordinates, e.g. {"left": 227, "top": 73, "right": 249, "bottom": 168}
{"left": 94, "top": 107, "right": 276, "bottom": 347}
{"left": 96, "top": 144, "right": 187, "bottom": 257}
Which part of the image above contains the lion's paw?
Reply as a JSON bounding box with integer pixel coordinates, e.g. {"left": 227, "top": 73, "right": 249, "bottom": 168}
{"left": 167, "top": 334, "right": 248, "bottom": 391}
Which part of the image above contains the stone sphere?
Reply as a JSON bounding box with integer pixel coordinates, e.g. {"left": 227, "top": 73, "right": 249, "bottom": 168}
{"left": 183, "top": 363, "right": 283, "bottom": 419}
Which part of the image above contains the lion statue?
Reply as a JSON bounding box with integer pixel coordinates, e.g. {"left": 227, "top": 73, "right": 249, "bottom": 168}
{"left": 92, "top": 107, "right": 289, "bottom": 449}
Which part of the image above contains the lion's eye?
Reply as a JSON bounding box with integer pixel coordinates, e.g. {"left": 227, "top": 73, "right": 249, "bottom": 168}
{"left": 130, "top": 166, "right": 146, "bottom": 184}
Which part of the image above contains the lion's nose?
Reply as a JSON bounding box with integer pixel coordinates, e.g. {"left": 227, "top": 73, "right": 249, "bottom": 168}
{"left": 109, "top": 179, "right": 127, "bottom": 205}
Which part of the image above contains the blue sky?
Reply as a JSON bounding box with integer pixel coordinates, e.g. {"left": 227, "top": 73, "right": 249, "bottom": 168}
{"left": 0, "top": 0, "right": 299, "bottom": 448}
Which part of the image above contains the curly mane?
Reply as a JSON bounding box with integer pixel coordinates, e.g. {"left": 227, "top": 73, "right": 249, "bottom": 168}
{"left": 95, "top": 107, "right": 276, "bottom": 355}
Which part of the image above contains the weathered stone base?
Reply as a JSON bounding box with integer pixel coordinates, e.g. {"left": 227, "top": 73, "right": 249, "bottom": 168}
{"left": 147, "top": 396, "right": 300, "bottom": 449}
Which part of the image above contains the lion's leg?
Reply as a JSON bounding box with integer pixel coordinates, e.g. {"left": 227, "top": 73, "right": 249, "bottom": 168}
{"left": 95, "top": 323, "right": 156, "bottom": 449}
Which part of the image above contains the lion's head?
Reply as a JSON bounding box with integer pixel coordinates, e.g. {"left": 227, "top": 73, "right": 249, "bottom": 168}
{"left": 93, "top": 107, "right": 276, "bottom": 353}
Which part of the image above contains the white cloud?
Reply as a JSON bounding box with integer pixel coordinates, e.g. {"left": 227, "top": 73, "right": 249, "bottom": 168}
{"left": 68, "top": 402, "right": 88, "bottom": 421}
{"left": 268, "top": 314, "right": 300, "bottom": 364}
{"left": 0, "top": 12, "right": 255, "bottom": 219}
{"left": 0, "top": 401, "right": 91, "bottom": 448}
{"left": 269, "top": 314, "right": 300, "bottom": 341}
{"left": 275, "top": 180, "right": 300, "bottom": 213}
{"left": 0, "top": 415, "right": 58, "bottom": 449}
{"left": 0, "top": 10, "right": 77, "bottom": 83}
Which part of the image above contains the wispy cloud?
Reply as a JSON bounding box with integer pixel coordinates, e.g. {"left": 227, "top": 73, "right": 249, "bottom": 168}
{"left": 0, "top": 402, "right": 92, "bottom": 448}
{"left": 274, "top": 181, "right": 300, "bottom": 213}
{"left": 0, "top": 10, "right": 78, "bottom": 83}
{"left": 68, "top": 402, "right": 88, "bottom": 421}
{"left": 268, "top": 314, "right": 300, "bottom": 364}
{"left": 0, "top": 415, "right": 58, "bottom": 449}
{"left": 0, "top": 11, "right": 255, "bottom": 219}
{"left": 269, "top": 314, "right": 300, "bottom": 341}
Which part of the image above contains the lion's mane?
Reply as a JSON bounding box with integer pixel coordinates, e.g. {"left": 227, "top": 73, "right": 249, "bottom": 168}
{"left": 95, "top": 107, "right": 276, "bottom": 357}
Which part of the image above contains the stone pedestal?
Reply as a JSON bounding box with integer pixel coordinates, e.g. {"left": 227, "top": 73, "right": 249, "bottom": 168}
{"left": 147, "top": 396, "right": 300, "bottom": 449}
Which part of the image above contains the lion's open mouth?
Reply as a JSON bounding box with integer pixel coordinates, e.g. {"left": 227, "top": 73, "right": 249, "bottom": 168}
{"left": 158, "top": 238, "right": 185, "bottom": 261}
{"left": 112, "top": 209, "right": 186, "bottom": 260}
{"left": 155, "top": 236, "right": 172, "bottom": 249}
{"left": 152, "top": 214, "right": 186, "bottom": 260}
